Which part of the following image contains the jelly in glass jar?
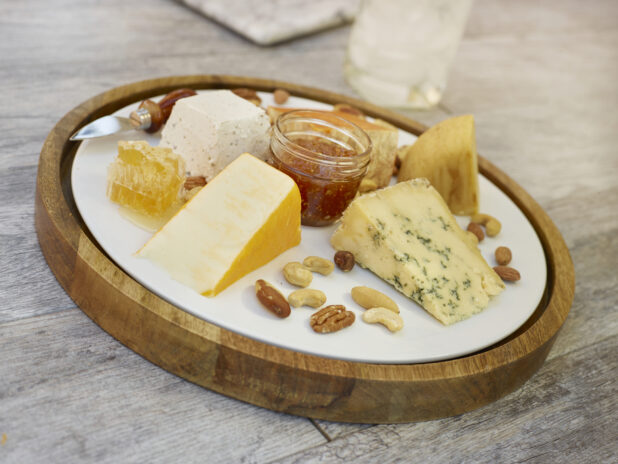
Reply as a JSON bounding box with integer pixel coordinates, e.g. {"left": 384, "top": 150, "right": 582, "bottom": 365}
{"left": 270, "top": 110, "right": 372, "bottom": 226}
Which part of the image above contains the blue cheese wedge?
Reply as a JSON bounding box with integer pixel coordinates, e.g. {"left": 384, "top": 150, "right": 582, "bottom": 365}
{"left": 331, "top": 178, "right": 505, "bottom": 325}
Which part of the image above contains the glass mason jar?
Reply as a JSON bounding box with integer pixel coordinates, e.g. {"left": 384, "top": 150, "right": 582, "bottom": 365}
{"left": 344, "top": 0, "right": 473, "bottom": 109}
{"left": 270, "top": 110, "right": 372, "bottom": 226}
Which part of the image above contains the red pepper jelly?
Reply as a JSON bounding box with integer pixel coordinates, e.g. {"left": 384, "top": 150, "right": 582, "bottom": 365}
{"left": 270, "top": 110, "right": 372, "bottom": 226}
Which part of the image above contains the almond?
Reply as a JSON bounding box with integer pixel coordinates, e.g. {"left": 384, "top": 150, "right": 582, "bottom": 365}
{"left": 495, "top": 246, "right": 512, "bottom": 266}
{"left": 232, "top": 87, "right": 262, "bottom": 105}
{"left": 273, "top": 88, "right": 290, "bottom": 104}
{"left": 333, "top": 103, "right": 364, "bottom": 118}
{"left": 467, "top": 222, "right": 484, "bottom": 242}
{"left": 493, "top": 266, "right": 521, "bottom": 282}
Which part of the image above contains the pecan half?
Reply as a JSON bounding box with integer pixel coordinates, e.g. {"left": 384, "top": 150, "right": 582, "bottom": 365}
{"left": 310, "top": 305, "right": 355, "bottom": 333}
{"left": 184, "top": 176, "right": 207, "bottom": 190}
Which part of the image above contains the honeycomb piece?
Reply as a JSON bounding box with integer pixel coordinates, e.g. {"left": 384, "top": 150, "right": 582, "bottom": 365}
{"left": 107, "top": 141, "right": 186, "bottom": 217}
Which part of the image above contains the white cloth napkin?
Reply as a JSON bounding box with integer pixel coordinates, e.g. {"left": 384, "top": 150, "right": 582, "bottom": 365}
{"left": 179, "top": 0, "right": 360, "bottom": 45}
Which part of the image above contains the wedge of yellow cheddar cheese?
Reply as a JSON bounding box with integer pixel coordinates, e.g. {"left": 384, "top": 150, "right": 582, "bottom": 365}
{"left": 397, "top": 115, "right": 479, "bottom": 215}
{"left": 138, "top": 153, "right": 301, "bottom": 296}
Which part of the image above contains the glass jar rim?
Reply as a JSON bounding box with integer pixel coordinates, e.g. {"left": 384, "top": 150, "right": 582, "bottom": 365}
{"left": 272, "top": 109, "right": 373, "bottom": 167}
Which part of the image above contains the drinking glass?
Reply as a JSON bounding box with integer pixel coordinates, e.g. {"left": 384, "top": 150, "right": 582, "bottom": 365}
{"left": 344, "top": 0, "right": 473, "bottom": 109}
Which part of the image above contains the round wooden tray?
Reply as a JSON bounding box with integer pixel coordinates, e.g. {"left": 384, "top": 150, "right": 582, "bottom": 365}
{"left": 35, "top": 75, "right": 574, "bottom": 423}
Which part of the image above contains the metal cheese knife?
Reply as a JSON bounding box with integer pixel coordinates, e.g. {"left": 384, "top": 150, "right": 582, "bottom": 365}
{"left": 70, "top": 88, "right": 197, "bottom": 141}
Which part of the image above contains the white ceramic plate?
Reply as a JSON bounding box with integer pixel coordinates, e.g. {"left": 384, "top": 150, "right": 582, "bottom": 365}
{"left": 71, "top": 91, "right": 547, "bottom": 364}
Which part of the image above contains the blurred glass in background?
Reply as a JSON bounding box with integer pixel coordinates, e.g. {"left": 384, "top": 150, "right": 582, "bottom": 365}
{"left": 345, "top": 0, "right": 473, "bottom": 109}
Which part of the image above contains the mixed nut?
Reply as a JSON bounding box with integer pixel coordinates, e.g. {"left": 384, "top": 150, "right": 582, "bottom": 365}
{"left": 288, "top": 288, "right": 326, "bottom": 308}
{"left": 310, "top": 305, "right": 355, "bottom": 333}
{"left": 334, "top": 251, "right": 355, "bottom": 272}
{"left": 255, "top": 250, "right": 408, "bottom": 334}
{"left": 255, "top": 279, "right": 290, "bottom": 318}
{"left": 468, "top": 212, "right": 521, "bottom": 283}
{"left": 283, "top": 262, "right": 313, "bottom": 287}
{"left": 362, "top": 307, "right": 404, "bottom": 333}
{"left": 493, "top": 265, "right": 521, "bottom": 282}
{"left": 351, "top": 286, "right": 399, "bottom": 313}
{"left": 466, "top": 222, "right": 485, "bottom": 242}
{"left": 471, "top": 213, "right": 502, "bottom": 237}
{"left": 258, "top": 206, "right": 522, "bottom": 337}
{"left": 495, "top": 246, "right": 512, "bottom": 265}
{"left": 302, "top": 256, "right": 334, "bottom": 276}
{"left": 254, "top": 209, "right": 522, "bottom": 334}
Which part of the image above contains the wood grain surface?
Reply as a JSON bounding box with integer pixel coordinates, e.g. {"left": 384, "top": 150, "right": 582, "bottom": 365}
{"left": 1, "top": 0, "right": 616, "bottom": 462}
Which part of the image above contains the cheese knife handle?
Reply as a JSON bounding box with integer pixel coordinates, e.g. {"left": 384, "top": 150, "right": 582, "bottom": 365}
{"left": 157, "top": 88, "right": 197, "bottom": 122}
{"left": 129, "top": 88, "right": 198, "bottom": 133}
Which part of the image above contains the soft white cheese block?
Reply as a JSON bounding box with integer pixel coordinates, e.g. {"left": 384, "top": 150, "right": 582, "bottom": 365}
{"left": 331, "top": 178, "right": 505, "bottom": 325}
{"left": 137, "top": 153, "right": 301, "bottom": 296}
{"left": 160, "top": 91, "right": 271, "bottom": 180}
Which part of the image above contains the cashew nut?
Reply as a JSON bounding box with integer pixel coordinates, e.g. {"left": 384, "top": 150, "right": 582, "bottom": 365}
{"left": 351, "top": 286, "right": 399, "bottom": 313}
{"left": 283, "top": 262, "right": 313, "bottom": 287}
{"left": 471, "top": 213, "right": 502, "bottom": 237}
{"left": 302, "top": 256, "right": 334, "bottom": 276}
{"left": 485, "top": 218, "right": 502, "bottom": 237}
{"left": 362, "top": 307, "right": 404, "bottom": 332}
{"left": 288, "top": 288, "right": 327, "bottom": 308}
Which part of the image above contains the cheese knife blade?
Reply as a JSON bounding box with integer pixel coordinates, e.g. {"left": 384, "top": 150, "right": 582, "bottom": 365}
{"left": 69, "top": 114, "right": 146, "bottom": 141}
{"left": 69, "top": 88, "right": 198, "bottom": 141}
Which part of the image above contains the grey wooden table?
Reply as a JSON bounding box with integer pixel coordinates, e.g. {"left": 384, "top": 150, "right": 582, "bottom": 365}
{"left": 1, "top": 1, "right": 616, "bottom": 462}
